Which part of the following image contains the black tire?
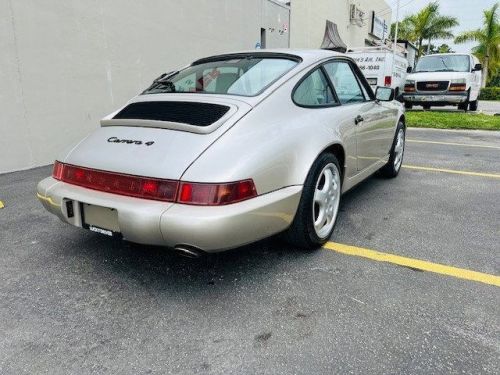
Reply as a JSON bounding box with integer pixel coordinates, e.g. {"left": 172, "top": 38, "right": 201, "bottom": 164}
{"left": 423, "top": 104, "right": 431, "bottom": 110}
{"left": 404, "top": 102, "right": 413, "bottom": 110}
{"left": 285, "top": 153, "right": 341, "bottom": 249}
{"left": 379, "top": 121, "right": 405, "bottom": 178}
{"left": 458, "top": 89, "right": 471, "bottom": 111}
{"left": 469, "top": 100, "right": 478, "bottom": 111}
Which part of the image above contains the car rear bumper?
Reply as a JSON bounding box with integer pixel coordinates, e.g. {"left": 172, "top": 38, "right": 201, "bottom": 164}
{"left": 37, "top": 177, "right": 302, "bottom": 253}
{"left": 402, "top": 92, "right": 468, "bottom": 105}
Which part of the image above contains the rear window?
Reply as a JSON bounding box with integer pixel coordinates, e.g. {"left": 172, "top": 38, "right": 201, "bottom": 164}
{"left": 143, "top": 56, "right": 298, "bottom": 97}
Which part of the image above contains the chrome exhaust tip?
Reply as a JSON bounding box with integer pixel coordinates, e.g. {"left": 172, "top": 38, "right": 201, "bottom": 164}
{"left": 173, "top": 245, "right": 205, "bottom": 259}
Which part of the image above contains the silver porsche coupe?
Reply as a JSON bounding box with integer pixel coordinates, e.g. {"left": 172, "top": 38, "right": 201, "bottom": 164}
{"left": 37, "top": 49, "right": 405, "bottom": 257}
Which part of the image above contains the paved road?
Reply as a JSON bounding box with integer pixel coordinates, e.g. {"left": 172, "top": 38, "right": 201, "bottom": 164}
{"left": 478, "top": 100, "right": 500, "bottom": 115}
{"left": 1, "top": 128, "right": 499, "bottom": 374}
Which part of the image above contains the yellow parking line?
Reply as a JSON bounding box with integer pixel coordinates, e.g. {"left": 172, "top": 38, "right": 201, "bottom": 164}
{"left": 402, "top": 165, "right": 500, "bottom": 179}
{"left": 0, "top": 200, "right": 4, "bottom": 209}
{"left": 324, "top": 242, "right": 500, "bottom": 287}
{"left": 407, "top": 139, "right": 500, "bottom": 150}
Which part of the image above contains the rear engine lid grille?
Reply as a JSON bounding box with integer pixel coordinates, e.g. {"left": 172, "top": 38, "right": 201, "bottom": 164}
{"left": 113, "top": 101, "right": 230, "bottom": 127}
{"left": 416, "top": 81, "right": 449, "bottom": 92}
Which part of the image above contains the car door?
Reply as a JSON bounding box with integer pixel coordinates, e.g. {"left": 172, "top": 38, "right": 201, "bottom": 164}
{"left": 324, "top": 60, "right": 395, "bottom": 172}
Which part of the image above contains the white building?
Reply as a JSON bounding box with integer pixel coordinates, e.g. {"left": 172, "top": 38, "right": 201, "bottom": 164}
{"left": 1, "top": 0, "right": 392, "bottom": 173}
{"left": 1, "top": 0, "right": 290, "bottom": 173}
{"left": 290, "top": 0, "right": 392, "bottom": 50}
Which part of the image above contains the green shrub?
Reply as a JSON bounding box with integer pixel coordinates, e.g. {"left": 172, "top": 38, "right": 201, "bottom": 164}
{"left": 479, "top": 87, "right": 500, "bottom": 100}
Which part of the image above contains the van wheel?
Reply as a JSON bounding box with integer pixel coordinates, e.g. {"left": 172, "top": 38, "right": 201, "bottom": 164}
{"left": 423, "top": 104, "right": 431, "bottom": 110}
{"left": 469, "top": 100, "right": 478, "bottom": 111}
{"left": 285, "top": 153, "right": 341, "bottom": 249}
{"left": 404, "top": 102, "right": 413, "bottom": 110}
{"left": 459, "top": 89, "right": 471, "bottom": 111}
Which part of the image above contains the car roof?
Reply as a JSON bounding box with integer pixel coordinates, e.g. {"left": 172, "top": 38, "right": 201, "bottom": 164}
{"left": 192, "top": 49, "right": 345, "bottom": 66}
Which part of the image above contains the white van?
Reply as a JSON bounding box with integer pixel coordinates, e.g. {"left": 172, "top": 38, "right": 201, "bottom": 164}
{"left": 402, "top": 53, "right": 482, "bottom": 111}
{"left": 347, "top": 46, "right": 409, "bottom": 97}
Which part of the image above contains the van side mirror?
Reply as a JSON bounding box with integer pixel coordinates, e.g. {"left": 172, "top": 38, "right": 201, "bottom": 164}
{"left": 473, "top": 63, "right": 483, "bottom": 72}
{"left": 406, "top": 66, "right": 413, "bottom": 73}
{"left": 375, "top": 87, "right": 395, "bottom": 102}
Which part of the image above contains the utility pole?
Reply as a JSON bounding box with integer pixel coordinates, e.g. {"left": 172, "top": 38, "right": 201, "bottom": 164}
{"left": 392, "top": 0, "right": 400, "bottom": 78}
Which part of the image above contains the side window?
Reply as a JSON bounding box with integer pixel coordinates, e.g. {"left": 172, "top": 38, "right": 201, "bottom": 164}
{"left": 324, "top": 62, "right": 366, "bottom": 104}
{"left": 293, "top": 69, "right": 336, "bottom": 106}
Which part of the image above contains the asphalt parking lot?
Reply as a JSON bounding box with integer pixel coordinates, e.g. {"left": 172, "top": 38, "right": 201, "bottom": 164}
{"left": 1, "top": 128, "right": 499, "bottom": 374}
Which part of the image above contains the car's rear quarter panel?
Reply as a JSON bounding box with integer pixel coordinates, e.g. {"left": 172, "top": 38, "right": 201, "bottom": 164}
{"left": 181, "top": 75, "right": 358, "bottom": 195}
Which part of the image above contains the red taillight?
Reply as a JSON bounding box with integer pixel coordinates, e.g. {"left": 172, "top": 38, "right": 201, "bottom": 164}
{"left": 52, "top": 161, "right": 64, "bottom": 180}
{"left": 52, "top": 161, "right": 258, "bottom": 205}
{"left": 52, "top": 162, "right": 178, "bottom": 202}
{"left": 178, "top": 180, "right": 257, "bottom": 205}
{"left": 384, "top": 76, "right": 392, "bottom": 87}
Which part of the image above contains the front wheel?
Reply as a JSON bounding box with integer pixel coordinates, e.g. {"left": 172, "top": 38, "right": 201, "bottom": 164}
{"left": 379, "top": 121, "right": 405, "bottom": 178}
{"left": 285, "top": 153, "right": 342, "bottom": 249}
{"left": 404, "top": 102, "right": 413, "bottom": 110}
{"left": 469, "top": 100, "right": 478, "bottom": 111}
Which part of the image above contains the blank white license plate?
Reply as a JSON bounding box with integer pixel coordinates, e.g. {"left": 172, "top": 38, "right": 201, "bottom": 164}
{"left": 82, "top": 203, "right": 120, "bottom": 235}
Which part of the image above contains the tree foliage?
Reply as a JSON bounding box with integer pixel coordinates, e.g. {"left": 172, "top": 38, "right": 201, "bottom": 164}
{"left": 455, "top": 2, "right": 500, "bottom": 86}
{"left": 390, "top": 2, "right": 458, "bottom": 58}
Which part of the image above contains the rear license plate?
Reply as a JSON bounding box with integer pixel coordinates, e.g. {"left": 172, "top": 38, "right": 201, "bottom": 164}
{"left": 81, "top": 203, "right": 121, "bottom": 237}
{"left": 367, "top": 78, "right": 378, "bottom": 86}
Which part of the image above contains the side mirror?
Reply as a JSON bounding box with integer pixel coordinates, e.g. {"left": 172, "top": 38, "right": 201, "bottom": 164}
{"left": 406, "top": 66, "right": 413, "bottom": 73}
{"left": 375, "top": 87, "right": 395, "bottom": 102}
{"left": 473, "top": 63, "right": 483, "bottom": 72}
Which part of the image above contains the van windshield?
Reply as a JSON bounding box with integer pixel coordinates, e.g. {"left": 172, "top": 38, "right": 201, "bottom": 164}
{"left": 142, "top": 56, "right": 298, "bottom": 97}
{"left": 414, "top": 55, "right": 470, "bottom": 73}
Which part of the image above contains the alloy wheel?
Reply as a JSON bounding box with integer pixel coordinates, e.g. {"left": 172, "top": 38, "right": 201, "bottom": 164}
{"left": 393, "top": 128, "right": 405, "bottom": 171}
{"left": 313, "top": 163, "right": 341, "bottom": 238}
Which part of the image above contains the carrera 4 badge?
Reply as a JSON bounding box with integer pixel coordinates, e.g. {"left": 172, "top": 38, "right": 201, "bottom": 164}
{"left": 107, "top": 137, "right": 154, "bottom": 146}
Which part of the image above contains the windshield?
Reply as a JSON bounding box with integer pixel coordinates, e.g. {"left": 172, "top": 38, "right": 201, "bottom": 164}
{"left": 142, "top": 56, "right": 298, "bottom": 96}
{"left": 414, "top": 55, "right": 470, "bottom": 73}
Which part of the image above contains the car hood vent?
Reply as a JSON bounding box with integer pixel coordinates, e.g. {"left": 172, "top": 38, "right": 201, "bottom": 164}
{"left": 113, "top": 101, "right": 231, "bottom": 127}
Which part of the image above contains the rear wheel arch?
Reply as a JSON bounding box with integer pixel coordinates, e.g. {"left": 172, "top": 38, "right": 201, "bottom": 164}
{"left": 322, "top": 143, "right": 345, "bottom": 182}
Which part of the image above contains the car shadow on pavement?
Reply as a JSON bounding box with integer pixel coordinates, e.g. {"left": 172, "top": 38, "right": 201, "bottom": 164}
{"left": 49, "top": 173, "right": 385, "bottom": 298}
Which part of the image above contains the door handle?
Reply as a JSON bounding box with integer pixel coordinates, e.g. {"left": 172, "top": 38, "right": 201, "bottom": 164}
{"left": 354, "top": 115, "right": 364, "bottom": 125}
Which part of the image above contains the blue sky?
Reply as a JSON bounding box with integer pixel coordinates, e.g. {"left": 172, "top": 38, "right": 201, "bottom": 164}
{"left": 389, "top": 0, "right": 497, "bottom": 53}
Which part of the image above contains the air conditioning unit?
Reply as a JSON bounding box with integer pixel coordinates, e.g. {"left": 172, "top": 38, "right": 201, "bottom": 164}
{"left": 350, "top": 4, "right": 365, "bottom": 27}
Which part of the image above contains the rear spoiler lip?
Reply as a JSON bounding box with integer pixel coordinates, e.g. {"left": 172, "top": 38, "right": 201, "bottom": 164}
{"left": 100, "top": 104, "right": 239, "bottom": 134}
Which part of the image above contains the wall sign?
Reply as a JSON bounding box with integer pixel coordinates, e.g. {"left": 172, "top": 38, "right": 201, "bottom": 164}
{"left": 371, "top": 11, "right": 387, "bottom": 40}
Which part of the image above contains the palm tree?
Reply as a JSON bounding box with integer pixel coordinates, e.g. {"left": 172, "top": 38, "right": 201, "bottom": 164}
{"left": 455, "top": 3, "right": 500, "bottom": 87}
{"left": 391, "top": 2, "right": 458, "bottom": 58}
{"left": 437, "top": 44, "right": 454, "bottom": 53}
